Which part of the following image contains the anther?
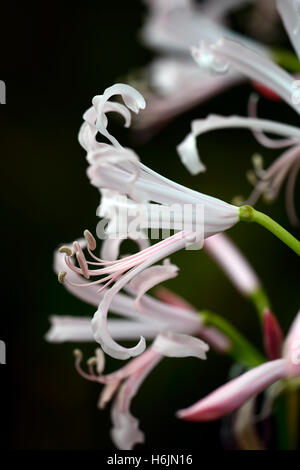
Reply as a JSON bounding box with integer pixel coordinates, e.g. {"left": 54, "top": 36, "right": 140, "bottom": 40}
{"left": 58, "top": 270, "right": 67, "bottom": 284}
{"left": 87, "top": 357, "right": 97, "bottom": 366}
{"left": 59, "top": 246, "right": 74, "bottom": 257}
{"left": 73, "top": 241, "right": 90, "bottom": 279}
{"left": 84, "top": 229, "right": 97, "bottom": 250}
{"left": 73, "top": 349, "right": 83, "bottom": 360}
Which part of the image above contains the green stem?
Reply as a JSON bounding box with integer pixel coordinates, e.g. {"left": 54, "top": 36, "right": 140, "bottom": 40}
{"left": 239, "top": 205, "right": 300, "bottom": 256}
{"left": 201, "top": 310, "right": 265, "bottom": 369}
{"left": 248, "top": 286, "right": 271, "bottom": 322}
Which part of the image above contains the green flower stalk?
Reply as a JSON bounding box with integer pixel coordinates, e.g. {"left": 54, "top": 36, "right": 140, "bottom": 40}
{"left": 201, "top": 310, "right": 265, "bottom": 369}
{"left": 239, "top": 205, "right": 300, "bottom": 256}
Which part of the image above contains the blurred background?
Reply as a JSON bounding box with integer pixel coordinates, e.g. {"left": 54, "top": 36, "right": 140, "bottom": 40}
{"left": 0, "top": 0, "right": 299, "bottom": 450}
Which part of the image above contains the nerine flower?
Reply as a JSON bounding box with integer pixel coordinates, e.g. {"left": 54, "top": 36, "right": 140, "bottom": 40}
{"left": 133, "top": 0, "right": 267, "bottom": 132}
{"left": 49, "top": 240, "right": 228, "bottom": 351}
{"left": 69, "top": 83, "right": 240, "bottom": 359}
{"left": 177, "top": 310, "right": 300, "bottom": 422}
{"left": 49, "top": 246, "right": 230, "bottom": 449}
{"left": 178, "top": 5, "right": 300, "bottom": 222}
{"left": 57, "top": 226, "right": 232, "bottom": 360}
{"left": 72, "top": 332, "right": 210, "bottom": 450}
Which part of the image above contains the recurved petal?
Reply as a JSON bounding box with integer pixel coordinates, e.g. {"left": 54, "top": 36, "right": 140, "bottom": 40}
{"left": 129, "top": 259, "right": 179, "bottom": 305}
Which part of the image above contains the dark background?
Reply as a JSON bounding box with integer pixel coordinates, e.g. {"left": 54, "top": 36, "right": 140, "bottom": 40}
{"left": 0, "top": 0, "right": 299, "bottom": 450}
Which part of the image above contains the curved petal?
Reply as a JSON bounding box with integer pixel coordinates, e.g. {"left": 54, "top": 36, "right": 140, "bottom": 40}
{"left": 177, "top": 132, "right": 206, "bottom": 175}
{"left": 91, "top": 234, "right": 191, "bottom": 360}
{"left": 177, "top": 359, "right": 287, "bottom": 421}
{"left": 93, "top": 84, "right": 146, "bottom": 148}
{"left": 130, "top": 259, "right": 179, "bottom": 305}
{"left": 207, "top": 38, "right": 299, "bottom": 113}
{"left": 110, "top": 349, "right": 162, "bottom": 450}
{"left": 92, "top": 307, "right": 146, "bottom": 360}
{"left": 177, "top": 114, "right": 300, "bottom": 174}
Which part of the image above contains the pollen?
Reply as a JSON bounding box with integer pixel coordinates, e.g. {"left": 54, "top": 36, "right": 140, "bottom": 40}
{"left": 73, "top": 349, "right": 83, "bottom": 360}
{"left": 58, "top": 270, "right": 67, "bottom": 284}
{"left": 59, "top": 246, "right": 74, "bottom": 257}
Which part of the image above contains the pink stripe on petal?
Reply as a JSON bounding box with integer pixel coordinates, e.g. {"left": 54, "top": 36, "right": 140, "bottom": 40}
{"left": 177, "top": 359, "right": 287, "bottom": 421}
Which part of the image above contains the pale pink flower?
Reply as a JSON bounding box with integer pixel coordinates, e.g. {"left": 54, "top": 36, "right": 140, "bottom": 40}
{"left": 51, "top": 237, "right": 230, "bottom": 353}
{"left": 73, "top": 326, "right": 209, "bottom": 451}
{"left": 73, "top": 347, "right": 162, "bottom": 449}
{"left": 177, "top": 311, "right": 300, "bottom": 422}
{"left": 133, "top": 0, "right": 266, "bottom": 133}
{"left": 69, "top": 83, "right": 240, "bottom": 359}
{"left": 49, "top": 242, "right": 231, "bottom": 450}
{"left": 57, "top": 229, "right": 231, "bottom": 360}
{"left": 82, "top": 84, "right": 239, "bottom": 238}
{"left": 178, "top": 29, "right": 300, "bottom": 222}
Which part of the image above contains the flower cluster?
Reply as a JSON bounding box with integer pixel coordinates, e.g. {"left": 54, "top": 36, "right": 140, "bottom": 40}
{"left": 48, "top": 0, "right": 300, "bottom": 451}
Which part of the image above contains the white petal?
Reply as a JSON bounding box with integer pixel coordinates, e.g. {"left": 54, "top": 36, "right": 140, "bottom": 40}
{"left": 130, "top": 259, "right": 179, "bottom": 304}
{"left": 91, "top": 234, "right": 190, "bottom": 360}
{"left": 92, "top": 307, "right": 146, "bottom": 360}
{"left": 93, "top": 84, "right": 146, "bottom": 147}
{"left": 207, "top": 38, "right": 300, "bottom": 114}
{"left": 178, "top": 114, "right": 300, "bottom": 174}
{"left": 177, "top": 132, "right": 206, "bottom": 174}
{"left": 45, "top": 316, "right": 163, "bottom": 343}
{"left": 45, "top": 316, "right": 93, "bottom": 343}
{"left": 152, "top": 331, "right": 209, "bottom": 359}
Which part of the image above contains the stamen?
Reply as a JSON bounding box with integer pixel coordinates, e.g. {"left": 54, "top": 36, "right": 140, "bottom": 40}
{"left": 59, "top": 246, "right": 74, "bottom": 257}
{"left": 73, "top": 241, "right": 90, "bottom": 279}
{"left": 95, "top": 348, "right": 105, "bottom": 375}
{"left": 73, "top": 349, "right": 99, "bottom": 382}
{"left": 84, "top": 229, "right": 97, "bottom": 250}
{"left": 58, "top": 270, "right": 67, "bottom": 284}
{"left": 87, "top": 357, "right": 98, "bottom": 378}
